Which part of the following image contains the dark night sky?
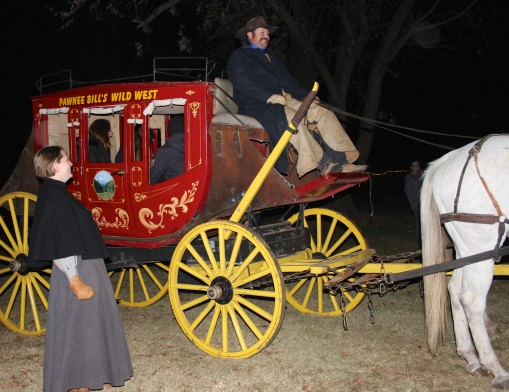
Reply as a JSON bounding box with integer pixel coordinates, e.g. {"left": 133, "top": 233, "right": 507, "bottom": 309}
{"left": 4, "top": 1, "right": 509, "bottom": 188}
{"left": 373, "top": 56, "right": 509, "bottom": 169}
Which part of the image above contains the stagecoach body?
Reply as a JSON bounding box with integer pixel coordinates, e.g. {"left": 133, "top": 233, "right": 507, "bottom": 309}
{"left": 6, "top": 61, "right": 446, "bottom": 359}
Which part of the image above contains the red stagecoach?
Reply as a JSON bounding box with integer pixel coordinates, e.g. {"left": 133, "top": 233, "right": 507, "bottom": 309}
{"left": 0, "top": 60, "right": 374, "bottom": 358}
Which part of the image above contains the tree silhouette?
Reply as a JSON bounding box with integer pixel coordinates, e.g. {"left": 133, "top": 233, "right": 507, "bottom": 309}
{"left": 43, "top": 0, "right": 509, "bottom": 164}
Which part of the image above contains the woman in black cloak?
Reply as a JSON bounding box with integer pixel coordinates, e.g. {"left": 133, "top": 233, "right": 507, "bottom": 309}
{"left": 28, "top": 146, "right": 133, "bottom": 392}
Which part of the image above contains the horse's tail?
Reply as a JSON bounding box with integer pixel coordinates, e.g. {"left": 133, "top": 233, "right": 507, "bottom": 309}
{"left": 421, "top": 163, "right": 449, "bottom": 356}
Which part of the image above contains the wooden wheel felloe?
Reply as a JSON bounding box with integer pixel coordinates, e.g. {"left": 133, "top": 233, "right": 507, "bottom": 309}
{"left": 285, "top": 208, "right": 368, "bottom": 316}
{"left": 168, "top": 220, "right": 285, "bottom": 358}
{"left": 0, "top": 192, "right": 50, "bottom": 336}
{"left": 109, "top": 262, "right": 170, "bottom": 307}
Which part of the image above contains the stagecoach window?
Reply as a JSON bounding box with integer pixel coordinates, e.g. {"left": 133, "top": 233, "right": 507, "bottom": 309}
{"left": 148, "top": 114, "right": 186, "bottom": 184}
{"left": 45, "top": 113, "right": 72, "bottom": 156}
{"left": 38, "top": 107, "right": 73, "bottom": 157}
{"left": 133, "top": 124, "right": 142, "bottom": 161}
{"left": 150, "top": 128, "right": 161, "bottom": 166}
{"left": 88, "top": 116, "right": 123, "bottom": 163}
{"left": 93, "top": 170, "right": 115, "bottom": 200}
{"left": 83, "top": 107, "right": 124, "bottom": 163}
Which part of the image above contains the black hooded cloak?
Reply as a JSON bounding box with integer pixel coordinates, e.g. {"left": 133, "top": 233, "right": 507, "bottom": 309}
{"left": 28, "top": 178, "right": 108, "bottom": 262}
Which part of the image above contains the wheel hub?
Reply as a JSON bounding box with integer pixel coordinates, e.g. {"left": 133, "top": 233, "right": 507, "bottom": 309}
{"left": 9, "top": 254, "right": 30, "bottom": 276}
{"left": 207, "top": 276, "right": 234, "bottom": 304}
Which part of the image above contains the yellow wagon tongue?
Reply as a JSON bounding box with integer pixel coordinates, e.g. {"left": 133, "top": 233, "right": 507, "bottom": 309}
{"left": 228, "top": 82, "right": 319, "bottom": 228}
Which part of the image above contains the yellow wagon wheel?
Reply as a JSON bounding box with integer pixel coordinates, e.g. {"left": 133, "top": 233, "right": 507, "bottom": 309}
{"left": 0, "top": 192, "right": 51, "bottom": 336}
{"left": 108, "top": 262, "right": 170, "bottom": 307}
{"left": 169, "top": 220, "right": 285, "bottom": 358}
{"left": 286, "top": 208, "right": 368, "bottom": 316}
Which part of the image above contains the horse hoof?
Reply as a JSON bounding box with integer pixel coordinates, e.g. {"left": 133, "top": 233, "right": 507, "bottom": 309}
{"left": 469, "top": 367, "right": 490, "bottom": 377}
{"left": 492, "top": 377, "right": 509, "bottom": 389}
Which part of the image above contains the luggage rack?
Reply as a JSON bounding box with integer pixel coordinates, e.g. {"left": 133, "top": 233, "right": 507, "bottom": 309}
{"left": 35, "top": 57, "right": 214, "bottom": 95}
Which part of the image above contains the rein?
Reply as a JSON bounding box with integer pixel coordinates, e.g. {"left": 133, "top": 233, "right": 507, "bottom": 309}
{"left": 439, "top": 134, "right": 508, "bottom": 261}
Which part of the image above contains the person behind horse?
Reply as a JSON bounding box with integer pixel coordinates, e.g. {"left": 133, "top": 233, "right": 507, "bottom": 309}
{"left": 404, "top": 159, "right": 422, "bottom": 247}
{"left": 150, "top": 114, "right": 185, "bottom": 184}
{"left": 89, "top": 119, "right": 112, "bottom": 163}
{"left": 227, "top": 16, "right": 366, "bottom": 177}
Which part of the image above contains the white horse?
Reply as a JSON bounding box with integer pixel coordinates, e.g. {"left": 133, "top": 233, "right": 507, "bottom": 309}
{"left": 420, "top": 134, "right": 509, "bottom": 389}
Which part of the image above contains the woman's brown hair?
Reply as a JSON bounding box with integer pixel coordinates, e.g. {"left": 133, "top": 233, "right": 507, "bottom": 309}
{"left": 89, "top": 119, "right": 112, "bottom": 150}
{"left": 34, "top": 146, "right": 64, "bottom": 179}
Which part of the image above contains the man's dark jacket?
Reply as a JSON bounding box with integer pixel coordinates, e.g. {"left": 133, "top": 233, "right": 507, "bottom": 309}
{"left": 227, "top": 44, "right": 309, "bottom": 174}
{"left": 150, "top": 133, "right": 185, "bottom": 184}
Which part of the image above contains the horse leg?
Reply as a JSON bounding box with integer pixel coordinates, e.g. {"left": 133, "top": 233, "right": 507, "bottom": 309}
{"left": 448, "top": 270, "right": 486, "bottom": 376}
{"left": 484, "top": 312, "right": 499, "bottom": 338}
{"left": 461, "top": 264, "right": 509, "bottom": 389}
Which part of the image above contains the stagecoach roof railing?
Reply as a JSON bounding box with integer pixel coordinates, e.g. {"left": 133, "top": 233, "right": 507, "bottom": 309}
{"left": 35, "top": 57, "right": 215, "bottom": 95}
{"left": 36, "top": 69, "right": 73, "bottom": 95}
{"left": 152, "top": 57, "right": 214, "bottom": 82}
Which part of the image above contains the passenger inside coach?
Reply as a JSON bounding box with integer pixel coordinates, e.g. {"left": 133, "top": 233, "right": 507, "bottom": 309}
{"left": 88, "top": 119, "right": 113, "bottom": 163}
{"left": 115, "top": 124, "right": 142, "bottom": 163}
{"left": 150, "top": 115, "right": 185, "bottom": 184}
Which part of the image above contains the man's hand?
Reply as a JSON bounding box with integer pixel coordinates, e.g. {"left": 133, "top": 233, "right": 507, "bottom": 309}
{"left": 267, "top": 94, "right": 287, "bottom": 105}
{"left": 68, "top": 275, "right": 94, "bottom": 300}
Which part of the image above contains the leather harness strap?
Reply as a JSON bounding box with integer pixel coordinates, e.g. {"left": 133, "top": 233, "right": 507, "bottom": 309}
{"left": 440, "top": 212, "right": 500, "bottom": 224}
{"left": 473, "top": 135, "right": 504, "bottom": 215}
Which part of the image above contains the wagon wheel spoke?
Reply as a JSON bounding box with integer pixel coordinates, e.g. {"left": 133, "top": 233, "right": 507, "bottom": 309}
{"left": 0, "top": 192, "right": 50, "bottom": 336}
{"left": 109, "top": 262, "right": 170, "bottom": 307}
{"left": 285, "top": 208, "right": 368, "bottom": 316}
{"left": 169, "top": 220, "right": 285, "bottom": 358}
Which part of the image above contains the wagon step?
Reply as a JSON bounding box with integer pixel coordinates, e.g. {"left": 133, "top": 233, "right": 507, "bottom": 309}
{"left": 279, "top": 248, "right": 376, "bottom": 274}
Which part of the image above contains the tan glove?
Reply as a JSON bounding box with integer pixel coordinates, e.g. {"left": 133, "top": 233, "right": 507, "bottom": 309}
{"left": 68, "top": 275, "right": 94, "bottom": 300}
{"left": 267, "top": 94, "right": 287, "bottom": 105}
